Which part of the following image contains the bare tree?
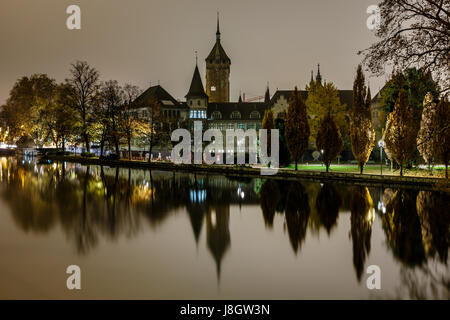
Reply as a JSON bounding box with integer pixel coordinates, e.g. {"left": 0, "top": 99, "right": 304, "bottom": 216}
{"left": 66, "top": 61, "right": 100, "bottom": 153}
{"left": 122, "top": 84, "right": 142, "bottom": 160}
{"left": 145, "top": 97, "right": 164, "bottom": 163}
{"left": 99, "top": 80, "right": 125, "bottom": 156}
{"left": 360, "top": 0, "right": 450, "bottom": 93}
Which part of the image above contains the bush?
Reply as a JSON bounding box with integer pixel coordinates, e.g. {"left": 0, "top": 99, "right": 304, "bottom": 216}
{"left": 56, "top": 150, "right": 72, "bottom": 156}
{"left": 81, "top": 152, "right": 96, "bottom": 158}
{"left": 100, "top": 153, "right": 120, "bottom": 161}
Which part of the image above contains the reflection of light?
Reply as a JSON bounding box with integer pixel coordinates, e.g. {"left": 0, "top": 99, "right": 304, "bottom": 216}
{"left": 211, "top": 210, "right": 216, "bottom": 227}
{"left": 190, "top": 189, "right": 206, "bottom": 203}
{"left": 377, "top": 201, "right": 386, "bottom": 214}
{"left": 237, "top": 186, "right": 245, "bottom": 199}
{"left": 366, "top": 208, "right": 375, "bottom": 223}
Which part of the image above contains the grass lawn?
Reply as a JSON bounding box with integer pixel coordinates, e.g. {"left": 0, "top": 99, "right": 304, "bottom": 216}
{"left": 284, "top": 163, "right": 446, "bottom": 178}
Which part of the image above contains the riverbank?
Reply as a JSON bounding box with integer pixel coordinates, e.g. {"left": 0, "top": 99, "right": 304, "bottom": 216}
{"left": 41, "top": 154, "right": 449, "bottom": 190}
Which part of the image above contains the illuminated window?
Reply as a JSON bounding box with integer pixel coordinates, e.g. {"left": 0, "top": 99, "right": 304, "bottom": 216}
{"left": 211, "top": 86, "right": 216, "bottom": 92}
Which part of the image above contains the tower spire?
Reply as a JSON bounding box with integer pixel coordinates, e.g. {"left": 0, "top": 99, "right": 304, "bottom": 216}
{"left": 216, "top": 12, "right": 221, "bottom": 41}
{"left": 310, "top": 70, "right": 314, "bottom": 83}
{"left": 316, "top": 63, "right": 322, "bottom": 85}
{"left": 265, "top": 82, "right": 270, "bottom": 103}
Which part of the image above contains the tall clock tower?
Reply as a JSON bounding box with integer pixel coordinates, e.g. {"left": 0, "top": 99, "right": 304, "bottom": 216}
{"left": 205, "top": 13, "right": 230, "bottom": 103}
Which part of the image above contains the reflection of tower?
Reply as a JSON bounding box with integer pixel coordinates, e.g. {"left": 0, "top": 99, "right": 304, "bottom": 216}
{"left": 187, "top": 206, "right": 206, "bottom": 244}
{"left": 187, "top": 175, "right": 207, "bottom": 244}
{"left": 206, "top": 205, "right": 230, "bottom": 280}
{"left": 205, "top": 13, "right": 231, "bottom": 102}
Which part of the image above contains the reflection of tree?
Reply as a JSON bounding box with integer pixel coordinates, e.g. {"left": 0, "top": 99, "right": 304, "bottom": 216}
{"left": 376, "top": 262, "right": 450, "bottom": 300}
{"left": 206, "top": 206, "right": 230, "bottom": 280}
{"left": 316, "top": 184, "right": 341, "bottom": 234}
{"left": 186, "top": 174, "right": 207, "bottom": 244}
{"left": 2, "top": 164, "right": 58, "bottom": 233}
{"left": 259, "top": 180, "right": 280, "bottom": 228}
{"left": 350, "top": 186, "right": 374, "bottom": 282}
{"left": 416, "top": 191, "right": 450, "bottom": 263}
{"left": 382, "top": 190, "right": 426, "bottom": 266}
{"left": 0, "top": 159, "right": 258, "bottom": 265}
{"left": 284, "top": 182, "right": 310, "bottom": 254}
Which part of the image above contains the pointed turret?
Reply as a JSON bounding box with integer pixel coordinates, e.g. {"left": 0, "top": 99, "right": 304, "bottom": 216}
{"left": 216, "top": 12, "right": 221, "bottom": 42}
{"left": 316, "top": 64, "right": 322, "bottom": 85}
{"left": 186, "top": 64, "right": 208, "bottom": 99}
{"left": 264, "top": 83, "right": 270, "bottom": 103}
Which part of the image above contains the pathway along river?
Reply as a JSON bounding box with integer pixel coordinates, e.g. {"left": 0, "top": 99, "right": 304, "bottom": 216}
{"left": 0, "top": 157, "right": 448, "bottom": 299}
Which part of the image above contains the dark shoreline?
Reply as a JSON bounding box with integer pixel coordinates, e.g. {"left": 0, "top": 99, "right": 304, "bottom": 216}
{"left": 39, "top": 155, "right": 449, "bottom": 191}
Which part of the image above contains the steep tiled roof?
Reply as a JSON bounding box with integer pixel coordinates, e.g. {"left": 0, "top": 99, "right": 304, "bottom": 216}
{"left": 206, "top": 41, "right": 231, "bottom": 64}
{"left": 269, "top": 89, "right": 354, "bottom": 110}
{"left": 207, "top": 102, "right": 268, "bottom": 121}
{"left": 133, "top": 85, "right": 187, "bottom": 109}
{"left": 186, "top": 65, "right": 208, "bottom": 99}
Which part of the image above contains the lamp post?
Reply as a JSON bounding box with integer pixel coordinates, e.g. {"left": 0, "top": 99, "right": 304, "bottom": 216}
{"left": 378, "top": 140, "right": 385, "bottom": 175}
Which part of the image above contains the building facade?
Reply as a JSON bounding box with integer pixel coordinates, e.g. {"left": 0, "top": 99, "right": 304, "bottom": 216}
{"left": 129, "top": 14, "right": 368, "bottom": 158}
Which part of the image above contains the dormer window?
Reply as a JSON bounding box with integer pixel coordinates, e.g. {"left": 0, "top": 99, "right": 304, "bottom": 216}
{"left": 212, "top": 111, "right": 222, "bottom": 119}
{"left": 250, "top": 111, "right": 260, "bottom": 119}
{"left": 231, "top": 111, "right": 241, "bottom": 119}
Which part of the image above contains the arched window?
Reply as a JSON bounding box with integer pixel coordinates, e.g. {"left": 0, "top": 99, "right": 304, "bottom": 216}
{"left": 250, "top": 111, "right": 260, "bottom": 119}
{"left": 212, "top": 111, "right": 222, "bottom": 119}
{"left": 231, "top": 111, "right": 241, "bottom": 119}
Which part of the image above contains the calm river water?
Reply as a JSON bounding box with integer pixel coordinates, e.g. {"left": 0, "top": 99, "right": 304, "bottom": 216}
{"left": 0, "top": 157, "right": 448, "bottom": 299}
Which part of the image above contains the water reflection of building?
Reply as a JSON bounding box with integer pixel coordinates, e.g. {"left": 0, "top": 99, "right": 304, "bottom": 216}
{"left": 1, "top": 158, "right": 449, "bottom": 286}
{"left": 206, "top": 206, "right": 230, "bottom": 279}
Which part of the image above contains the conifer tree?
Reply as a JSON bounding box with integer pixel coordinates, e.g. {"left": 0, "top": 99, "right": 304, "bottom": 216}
{"left": 417, "top": 92, "right": 437, "bottom": 171}
{"left": 286, "top": 87, "right": 310, "bottom": 170}
{"left": 433, "top": 96, "right": 450, "bottom": 178}
{"left": 262, "top": 109, "right": 275, "bottom": 160}
{"left": 316, "top": 112, "right": 343, "bottom": 172}
{"left": 384, "top": 89, "right": 416, "bottom": 176}
{"left": 350, "top": 65, "right": 375, "bottom": 174}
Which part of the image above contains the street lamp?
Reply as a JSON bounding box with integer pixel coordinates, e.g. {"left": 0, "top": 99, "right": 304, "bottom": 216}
{"left": 378, "top": 140, "right": 385, "bottom": 175}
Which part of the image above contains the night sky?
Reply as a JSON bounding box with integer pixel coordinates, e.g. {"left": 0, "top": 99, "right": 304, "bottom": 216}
{"left": 0, "top": 0, "right": 385, "bottom": 105}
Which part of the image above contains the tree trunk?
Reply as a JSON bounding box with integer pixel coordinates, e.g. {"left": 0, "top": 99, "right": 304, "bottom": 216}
{"left": 148, "top": 137, "right": 153, "bottom": 163}
{"left": 400, "top": 165, "right": 403, "bottom": 177}
{"left": 84, "top": 133, "right": 90, "bottom": 153}
{"left": 128, "top": 136, "right": 131, "bottom": 160}
{"left": 295, "top": 160, "right": 298, "bottom": 171}
{"left": 115, "top": 140, "right": 120, "bottom": 157}
{"left": 446, "top": 163, "right": 448, "bottom": 179}
{"left": 100, "top": 139, "right": 105, "bottom": 157}
{"left": 360, "top": 163, "right": 364, "bottom": 174}
{"left": 326, "top": 163, "right": 329, "bottom": 173}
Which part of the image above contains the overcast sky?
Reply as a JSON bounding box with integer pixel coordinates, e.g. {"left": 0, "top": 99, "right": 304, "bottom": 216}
{"left": 0, "top": 0, "right": 385, "bottom": 105}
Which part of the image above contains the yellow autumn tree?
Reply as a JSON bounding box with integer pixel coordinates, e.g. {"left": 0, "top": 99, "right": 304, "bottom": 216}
{"left": 384, "top": 89, "right": 416, "bottom": 176}
{"left": 350, "top": 65, "right": 375, "bottom": 174}
{"left": 305, "top": 80, "right": 347, "bottom": 145}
